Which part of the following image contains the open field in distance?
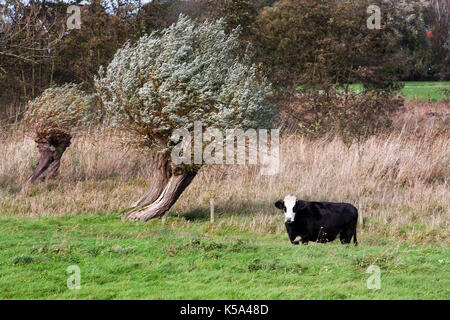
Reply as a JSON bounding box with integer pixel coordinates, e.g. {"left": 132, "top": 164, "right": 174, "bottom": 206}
{"left": 295, "top": 82, "right": 450, "bottom": 102}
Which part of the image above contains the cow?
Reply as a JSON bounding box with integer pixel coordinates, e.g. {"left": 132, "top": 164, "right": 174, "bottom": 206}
{"left": 274, "top": 195, "right": 358, "bottom": 245}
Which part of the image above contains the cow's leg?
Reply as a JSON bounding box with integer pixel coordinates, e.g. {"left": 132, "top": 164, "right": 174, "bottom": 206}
{"left": 340, "top": 224, "right": 356, "bottom": 244}
{"left": 340, "top": 233, "right": 351, "bottom": 244}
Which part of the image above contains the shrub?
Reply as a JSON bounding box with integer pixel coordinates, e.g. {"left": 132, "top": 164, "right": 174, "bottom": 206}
{"left": 24, "top": 84, "right": 95, "bottom": 141}
{"left": 281, "top": 88, "right": 404, "bottom": 145}
{"left": 23, "top": 84, "right": 96, "bottom": 182}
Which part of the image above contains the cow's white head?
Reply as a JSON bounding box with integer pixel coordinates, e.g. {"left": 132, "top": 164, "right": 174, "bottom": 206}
{"left": 274, "top": 194, "right": 298, "bottom": 223}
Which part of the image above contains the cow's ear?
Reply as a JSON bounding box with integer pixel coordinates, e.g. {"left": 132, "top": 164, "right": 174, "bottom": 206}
{"left": 274, "top": 200, "right": 284, "bottom": 210}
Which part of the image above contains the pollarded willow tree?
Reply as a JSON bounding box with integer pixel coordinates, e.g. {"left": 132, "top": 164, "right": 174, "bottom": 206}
{"left": 24, "top": 84, "right": 96, "bottom": 183}
{"left": 95, "top": 15, "right": 277, "bottom": 221}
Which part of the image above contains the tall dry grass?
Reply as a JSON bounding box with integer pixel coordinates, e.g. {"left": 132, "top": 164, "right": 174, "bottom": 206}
{"left": 0, "top": 101, "right": 448, "bottom": 245}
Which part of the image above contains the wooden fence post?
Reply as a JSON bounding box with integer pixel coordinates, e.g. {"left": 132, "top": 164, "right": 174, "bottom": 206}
{"left": 210, "top": 198, "right": 215, "bottom": 223}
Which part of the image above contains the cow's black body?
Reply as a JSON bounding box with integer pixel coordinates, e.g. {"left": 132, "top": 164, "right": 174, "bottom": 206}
{"left": 278, "top": 200, "right": 358, "bottom": 245}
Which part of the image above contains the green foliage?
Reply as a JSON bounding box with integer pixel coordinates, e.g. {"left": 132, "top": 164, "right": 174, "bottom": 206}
{"left": 23, "top": 84, "right": 97, "bottom": 140}
{"left": 204, "top": 0, "right": 257, "bottom": 36}
{"left": 253, "top": 0, "right": 400, "bottom": 89}
{"left": 391, "top": 0, "right": 433, "bottom": 80}
{"left": 391, "top": 0, "right": 449, "bottom": 80}
{"left": 137, "top": 0, "right": 201, "bottom": 33}
{"left": 96, "top": 14, "right": 277, "bottom": 151}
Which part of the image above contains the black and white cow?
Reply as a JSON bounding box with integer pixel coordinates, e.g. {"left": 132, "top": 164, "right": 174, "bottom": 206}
{"left": 275, "top": 195, "right": 358, "bottom": 245}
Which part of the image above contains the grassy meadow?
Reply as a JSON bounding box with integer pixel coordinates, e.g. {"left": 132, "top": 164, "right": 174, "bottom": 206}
{"left": 306, "top": 81, "right": 450, "bottom": 102}
{"left": 400, "top": 82, "right": 450, "bottom": 102}
{"left": 0, "top": 91, "right": 449, "bottom": 299}
{"left": 0, "top": 214, "right": 448, "bottom": 299}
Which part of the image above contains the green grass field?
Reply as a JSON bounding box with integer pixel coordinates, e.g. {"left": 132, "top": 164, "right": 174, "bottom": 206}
{"left": 298, "top": 82, "right": 450, "bottom": 101}
{"left": 399, "top": 81, "right": 450, "bottom": 101}
{"left": 0, "top": 214, "right": 448, "bottom": 299}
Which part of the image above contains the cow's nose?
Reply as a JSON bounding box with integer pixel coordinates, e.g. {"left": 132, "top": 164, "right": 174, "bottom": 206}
{"left": 286, "top": 218, "right": 292, "bottom": 223}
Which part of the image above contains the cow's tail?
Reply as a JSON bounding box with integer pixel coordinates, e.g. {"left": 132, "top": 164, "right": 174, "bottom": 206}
{"left": 353, "top": 206, "right": 358, "bottom": 246}
{"left": 353, "top": 230, "right": 358, "bottom": 246}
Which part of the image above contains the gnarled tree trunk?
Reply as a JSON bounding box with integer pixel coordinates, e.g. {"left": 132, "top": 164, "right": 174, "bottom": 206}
{"left": 27, "top": 134, "right": 71, "bottom": 183}
{"left": 131, "top": 151, "right": 172, "bottom": 208}
{"left": 124, "top": 154, "right": 198, "bottom": 221}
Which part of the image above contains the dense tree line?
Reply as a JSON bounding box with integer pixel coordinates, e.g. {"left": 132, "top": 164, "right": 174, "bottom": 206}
{"left": 0, "top": 0, "right": 448, "bottom": 121}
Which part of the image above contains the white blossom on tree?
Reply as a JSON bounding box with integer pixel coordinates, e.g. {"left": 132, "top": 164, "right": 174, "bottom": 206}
{"left": 96, "top": 14, "right": 277, "bottom": 151}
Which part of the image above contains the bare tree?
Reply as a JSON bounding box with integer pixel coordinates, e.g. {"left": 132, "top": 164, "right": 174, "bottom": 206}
{"left": 0, "top": 1, "right": 64, "bottom": 63}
